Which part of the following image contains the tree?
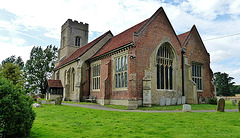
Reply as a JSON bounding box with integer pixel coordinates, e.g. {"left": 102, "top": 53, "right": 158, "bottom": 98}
{"left": 24, "top": 45, "right": 58, "bottom": 94}
{"left": 0, "top": 75, "right": 35, "bottom": 137}
{"left": 2, "top": 55, "right": 24, "bottom": 70}
{"left": 213, "top": 72, "right": 235, "bottom": 96}
{"left": 0, "top": 63, "right": 24, "bottom": 87}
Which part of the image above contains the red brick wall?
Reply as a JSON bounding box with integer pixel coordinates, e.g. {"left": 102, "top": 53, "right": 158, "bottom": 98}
{"left": 184, "top": 27, "right": 214, "bottom": 98}
{"left": 133, "top": 10, "right": 182, "bottom": 100}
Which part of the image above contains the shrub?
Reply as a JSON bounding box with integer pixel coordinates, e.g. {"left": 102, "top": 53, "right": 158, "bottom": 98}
{"left": 209, "top": 98, "right": 217, "bottom": 105}
{"left": 0, "top": 76, "right": 36, "bottom": 137}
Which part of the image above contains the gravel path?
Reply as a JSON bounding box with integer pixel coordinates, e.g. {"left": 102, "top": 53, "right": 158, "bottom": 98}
{"left": 62, "top": 103, "right": 239, "bottom": 113}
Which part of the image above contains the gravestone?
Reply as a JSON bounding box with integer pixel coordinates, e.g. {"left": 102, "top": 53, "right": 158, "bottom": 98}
{"left": 55, "top": 97, "right": 62, "bottom": 105}
{"left": 238, "top": 101, "right": 240, "bottom": 112}
{"left": 205, "top": 98, "right": 209, "bottom": 104}
{"left": 166, "top": 98, "right": 171, "bottom": 106}
{"left": 217, "top": 98, "right": 225, "bottom": 112}
{"left": 182, "top": 96, "right": 186, "bottom": 104}
{"left": 177, "top": 98, "right": 182, "bottom": 105}
{"left": 182, "top": 104, "right": 191, "bottom": 112}
{"left": 231, "top": 99, "right": 237, "bottom": 106}
{"left": 160, "top": 97, "right": 166, "bottom": 106}
{"left": 198, "top": 96, "right": 202, "bottom": 104}
{"left": 171, "top": 98, "right": 177, "bottom": 105}
{"left": 32, "top": 103, "right": 42, "bottom": 108}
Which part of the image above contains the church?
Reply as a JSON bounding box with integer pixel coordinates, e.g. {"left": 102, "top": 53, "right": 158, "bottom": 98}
{"left": 51, "top": 7, "right": 215, "bottom": 109}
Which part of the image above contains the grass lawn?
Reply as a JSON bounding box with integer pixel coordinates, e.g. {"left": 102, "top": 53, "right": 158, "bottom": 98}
{"left": 31, "top": 104, "right": 240, "bottom": 138}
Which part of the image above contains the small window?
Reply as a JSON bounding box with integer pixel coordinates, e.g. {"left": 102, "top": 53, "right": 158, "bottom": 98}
{"left": 92, "top": 64, "right": 101, "bottom": 90}
{"left": 75, "top": 36, "right": 81, "bottom": 46}
{"left": 192, "top": 64, "right": 203, "bottom": 90}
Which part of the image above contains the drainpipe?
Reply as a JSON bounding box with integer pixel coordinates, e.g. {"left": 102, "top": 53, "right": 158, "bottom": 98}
{"left": 181, "top": 48, "right": 186, "bottom": 96}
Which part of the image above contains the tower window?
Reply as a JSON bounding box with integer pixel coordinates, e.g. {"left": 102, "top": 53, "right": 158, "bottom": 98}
{"left": 75, "top": 36, "right": 81, "bottom": 46}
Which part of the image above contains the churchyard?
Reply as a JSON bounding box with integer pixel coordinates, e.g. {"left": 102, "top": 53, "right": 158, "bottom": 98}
{"left": 30, "top": 101, "right": 240, "bottom": 137}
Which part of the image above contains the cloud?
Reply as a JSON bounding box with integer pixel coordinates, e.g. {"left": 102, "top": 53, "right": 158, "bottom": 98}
{"left": 0, "top": 0, "right": 240, "bottom": 83}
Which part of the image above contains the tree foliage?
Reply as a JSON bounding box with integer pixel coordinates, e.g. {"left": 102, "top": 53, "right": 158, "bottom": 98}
{"left": 214, "top": 72, "right": 235, "bottom": 96}
{"left": 0, "top": 63, "right": 24, "bottom": 87}
{"left": 0, "top": 75, "right": 35, "bottom": 137}
{"left": 24, "top": 45, "right": 58, "bottom": 94}
{"left": 2, "top": 55, "right": 24, "bottom": 70}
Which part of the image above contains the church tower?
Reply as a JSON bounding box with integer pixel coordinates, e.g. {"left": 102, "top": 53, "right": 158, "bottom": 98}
{"left": 58, "top": 19, "right": 89, "bottom": 62}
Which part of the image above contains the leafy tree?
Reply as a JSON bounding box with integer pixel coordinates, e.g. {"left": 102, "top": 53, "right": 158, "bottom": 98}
{"left": 0, "top": 75, "right": 35, "bottom": 137}
{"left": 24, "top": 45, "right": 58, "bottom": 94}
{"left": 213, "top": 72, "right": 235, "bottom": 96}
{"left": 0, "top": 63, "right": 24, "bottom": 87}
{"left": 2, "top": 55, "right": 24, "bottom": 70}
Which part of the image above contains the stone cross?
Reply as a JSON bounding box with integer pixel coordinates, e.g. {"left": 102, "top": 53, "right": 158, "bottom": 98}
{"left": 217, "top": 98, "right": 225, "bottom": 112}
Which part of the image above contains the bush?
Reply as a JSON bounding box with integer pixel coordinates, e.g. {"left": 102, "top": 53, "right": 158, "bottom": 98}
{"left": 209, "top": 98, "right": 217, "bottom": 105}
{"left": 0, "top": 76, "right": 36, "bottom": 137}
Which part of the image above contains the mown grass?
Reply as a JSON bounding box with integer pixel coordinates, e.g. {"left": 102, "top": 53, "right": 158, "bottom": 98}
{"left": 31, "top": 104, "right": 240, "bottom": 138}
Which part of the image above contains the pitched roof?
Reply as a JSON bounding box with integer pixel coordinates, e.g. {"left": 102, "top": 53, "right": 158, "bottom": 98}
{"left": 91, "top": 19, "right": 148, "bottom": 58}
{"left": 178, "top": 31, "right": 190, "bottom": 45}
{"left": 55, "top": 31, "right": 111, "bottom": 69}
{"left": 47, "top": 79, "right": 63, "bottom": 88}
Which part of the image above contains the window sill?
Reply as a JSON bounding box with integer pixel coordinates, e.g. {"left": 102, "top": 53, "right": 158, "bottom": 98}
{"left": 113, "top": 88, "right": 128, "bottom": 91}
{"left": 197, "top": 90, "right": 203, "bottom": 92}
{"left": 157, "top": 89, "right": 176, "bottom": 92}
{"left": 92, "top": 89, "right": 100, "bottom": 92}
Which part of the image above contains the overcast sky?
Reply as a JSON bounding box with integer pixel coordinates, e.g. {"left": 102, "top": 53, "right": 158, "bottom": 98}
{"left": 0, "top": 0, "right": 240, "bottom": 84}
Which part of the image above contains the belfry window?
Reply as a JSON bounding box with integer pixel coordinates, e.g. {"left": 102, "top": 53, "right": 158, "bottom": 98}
{"left": 192, "top": 64, "right": 203, "bottom": 90}
{"left": 75, "top": 36, "right": 81, "bottom": 46}
{"left": 157, "top": 43, "right": 173, "bottom": 90}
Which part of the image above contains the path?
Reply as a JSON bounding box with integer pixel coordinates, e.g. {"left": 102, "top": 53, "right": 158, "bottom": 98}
{"left": 62, "top": 103, "right": 239, "bottom": 113}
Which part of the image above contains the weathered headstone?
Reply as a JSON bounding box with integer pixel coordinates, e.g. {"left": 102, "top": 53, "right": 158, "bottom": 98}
{"left": 177, "top": 98, "right": 182, "bottom": 105}
{"left": 231, "top": 99, "right": 237, "bottom": 106}
{"left": 217, "top": 98, "right": 225, "bottom": 112}
{"left": 182, "top": 104, "right": 191, "bottom": 112}
{"left": 198, "top": 96, "right": 202, "bottom": 104}
{"left": 205, "top": 97, "right": 209, "bottom": 104}
{"left": 55, "top": 97, "right": 62, "bottom": 105}
{"left": 182, "top": 96, "right": 186, "bottom": 104}
{"left": 171, "top": 98, "right": 177, "bottom": 105}
{"left": 160, "top": 97, "right": 166, "bottom": 106}
{"left": 238, "top": 101, "right": 240, "bottom": 112}
{"left": 166, "top": 98, "right": 171, "bottom": 106}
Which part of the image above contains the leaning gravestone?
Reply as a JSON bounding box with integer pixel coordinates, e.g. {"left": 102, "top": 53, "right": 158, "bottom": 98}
{"left": 166, "top": 98, "right": 171, "bottom": 106}
{"left": 160, "top": 97, "right": 166, "bottom": 106}
{"left": 55, "top": 97, "right": 62, "bottom": 105}
{"left": 217, "top": 98, "right": 225, "bottom": 112}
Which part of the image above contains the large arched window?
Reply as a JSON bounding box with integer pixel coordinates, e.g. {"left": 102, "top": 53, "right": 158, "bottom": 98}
{"left": 156, "top": 43, "right": 174, "bottom": 90}
{"left": 75, "top": 36, "right": 81, "bottom": 46}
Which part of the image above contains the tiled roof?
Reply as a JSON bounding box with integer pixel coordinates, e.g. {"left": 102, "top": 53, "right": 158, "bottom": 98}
{"left": 178, "top": 31, "right": 190, "bottom": 45}
{"left": 47, "top": 79, "right": 63, "bottom": 88}
{"left": 91, "top": 19, "right": 148, "bottom": 58}
{"left": 55, "top": 31, "right": 111, "bottom": 69}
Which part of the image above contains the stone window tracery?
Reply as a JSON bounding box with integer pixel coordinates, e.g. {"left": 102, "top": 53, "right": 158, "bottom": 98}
{"left": 157, "top": 43, "right": 173, "bottom": 90}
